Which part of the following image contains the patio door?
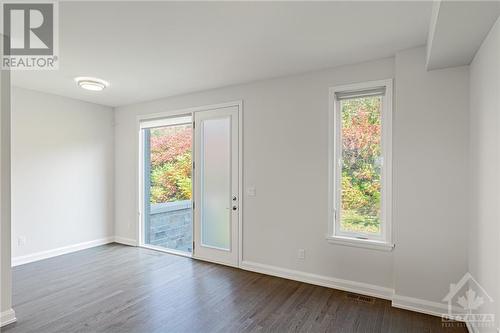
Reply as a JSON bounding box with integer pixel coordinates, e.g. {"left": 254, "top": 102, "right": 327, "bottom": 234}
{"left": 193, "top": 106, "right": 239, "bottom": 267}
{"left": 140, "top": 115, "right": 193, "bottom": 255}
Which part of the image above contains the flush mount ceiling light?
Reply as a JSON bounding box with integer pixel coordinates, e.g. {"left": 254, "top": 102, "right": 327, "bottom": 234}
{"left": 74, "top": 77, "right": 109, "bottom": 91}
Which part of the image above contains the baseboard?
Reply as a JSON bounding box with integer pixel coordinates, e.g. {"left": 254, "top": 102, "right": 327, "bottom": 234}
{"left": 8, "top": 240, "right": 477, "bottom": 328}
{"left": 240, "top": 260, "right": 394, "bottom": 300}
{"left": 240, "top": 260, "right": 469, "bottom": 322}
{"left": 113, "top": 236, "right": 137, "bottom": 246}
{"left": 464, "top": 320, "right": 499, "bottom": 333}
{"left": 392, "top": 294, "right": 455, "bottom": 317}
{"left": 12, "top": 237, "right": 114, "bottom": 267}
{"left": 12, "top": 236, "right": 137, "bottom": 266}
{"left": 466, "top": 321, "right": 478, "bottom": 333}
{"left": 0, "top": 308, "right": 16, "bottom": 327}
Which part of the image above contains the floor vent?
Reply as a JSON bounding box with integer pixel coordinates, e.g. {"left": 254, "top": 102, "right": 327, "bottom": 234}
{"left": 346, "top": 293, "right": 375, "bottom": 304}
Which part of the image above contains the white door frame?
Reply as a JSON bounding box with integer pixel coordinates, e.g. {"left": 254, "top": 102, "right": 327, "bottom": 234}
{"left": 136, "top": 100, "right": 243, "bottom": 267}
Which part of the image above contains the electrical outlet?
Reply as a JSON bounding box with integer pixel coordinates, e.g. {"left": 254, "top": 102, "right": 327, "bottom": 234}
{"left": 18, "top": 236, "right": 26, "bottom": 247}
{"left": 298, "top": 248, "right": 305, "bottom": 259}
{"left": 246, "top": 186, "right": 256, "bottom": 197}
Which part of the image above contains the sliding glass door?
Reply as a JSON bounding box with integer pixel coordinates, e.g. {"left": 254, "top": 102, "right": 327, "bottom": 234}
{"left": 141, "top": 116, "right": 193, "bottom": 254}
{"left": 139, "top": 103, "right": 240, "bottom": 267}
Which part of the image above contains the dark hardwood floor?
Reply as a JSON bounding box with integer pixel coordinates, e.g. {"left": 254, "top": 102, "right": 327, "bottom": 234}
{"left": 3, "top": 244, "right": 467, "bottom": 333}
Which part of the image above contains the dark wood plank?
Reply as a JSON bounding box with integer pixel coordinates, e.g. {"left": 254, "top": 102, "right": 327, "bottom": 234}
{"left": 3, "top": 244, "right": 468, "bottom": 333}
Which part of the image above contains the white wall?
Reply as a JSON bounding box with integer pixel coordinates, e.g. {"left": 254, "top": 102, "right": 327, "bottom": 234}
{"left": 469, "top": 17, "right": 500, "bottom": 332}
{"left": 114, "top": 51, "right": 470, "bottom": 310}
{"left": 11, "top": 88, "right": 114, "bottom": 260}
{"left": 0, "top": 35, "right": 15, "bottom": 325}
{"left": 2, "top": 42, "right": 475, "bottom": 320}
{"left": 115, "top": 57, "right": 396, "bottom": 289}
{"left": 393, "top": 47, "right": 469, "bottom": 306}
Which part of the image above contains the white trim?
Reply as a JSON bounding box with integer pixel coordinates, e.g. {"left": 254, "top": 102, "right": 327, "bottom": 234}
{"left": 136, "top": 101, "right": 243, "bottom": 123}
{"left": 241, "top": 260, "right": 469, "bottom": 322}
{"left": 328, "top": 79, "right": 393, "bottom": 246}
{"left": 326, "top": 235, "right": 394, "bottom": 251}
{"left": 237, "top": 101, "right": 244, "bottom": 267}
{"left": 137, "top": 121, "right": 145, "bottom": 247}
{"left": 113, "top": 236, "right": 138, "bottom": 247}
{"left": 139, "top": 115, "right": 192, "bottom": 130}
{"left": 141, "top": 243, "right": 192, "bottom": 258}
{"left": 392, "top": 294, "right": 462, "bottom": 318}
{"left": 193, "top": 254, "right": 239, "bottom": 269}
{"left": 240, "top": 260, "right": 394, "bottom": 300}
{"left": 11, "top": 237, "right": 114, "bottom": 266}
{"left": 465, "top": 322, "right": 479, "bottom": 333}
{"left": 0, "top": 309, "right": 16, "bottom": 327}
{"left": 462, "top": 319, "right": 499, "bottom": 333}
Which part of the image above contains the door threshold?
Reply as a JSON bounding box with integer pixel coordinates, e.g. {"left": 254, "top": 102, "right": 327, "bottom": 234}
{"left": 192, "top": 254, "right": 239, "bottom": 269}
{"left": 140, "top": 244, "right": 193, "bottom": 258}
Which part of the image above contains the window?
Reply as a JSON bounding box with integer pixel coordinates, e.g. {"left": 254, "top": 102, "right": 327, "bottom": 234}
{"left": 328, "top": 80, "right": 393, "bottom": 250}
{"left": 139, "top": 115, "right": 194, "bottom": 255}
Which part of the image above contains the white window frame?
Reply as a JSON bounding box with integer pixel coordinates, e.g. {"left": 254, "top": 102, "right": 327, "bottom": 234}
{"left": 327, "top": 79, "right": 394, "bottom": 251}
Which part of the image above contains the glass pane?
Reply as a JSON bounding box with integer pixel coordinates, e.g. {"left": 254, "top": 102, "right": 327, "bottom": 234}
{"left": 201, "top": 117, "right": 231, "bottom": 250}
{"left": 144, "top": 122, "right": 193, "bottom": 253}
{"left": 340, "top": 96, "right": 382, "bottom": 235}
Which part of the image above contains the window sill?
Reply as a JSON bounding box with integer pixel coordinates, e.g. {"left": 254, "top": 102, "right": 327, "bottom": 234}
{"left": 326, "top": 235, "right": 395, "bottom": 252}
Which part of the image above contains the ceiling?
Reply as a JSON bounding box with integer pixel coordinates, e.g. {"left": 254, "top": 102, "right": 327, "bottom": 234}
{"left": 12, "top": 1, "right": 433, "bottom": 107}
{"left": 426, "top": 0, "right": 500, "bottom": 70}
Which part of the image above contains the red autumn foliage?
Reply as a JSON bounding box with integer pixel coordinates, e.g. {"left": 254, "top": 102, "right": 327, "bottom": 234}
{"left": 151, "top": 128, "right": 192, "bottom": 167}
{"left": 342, "top": 109, "right": 381, "bottom": 162}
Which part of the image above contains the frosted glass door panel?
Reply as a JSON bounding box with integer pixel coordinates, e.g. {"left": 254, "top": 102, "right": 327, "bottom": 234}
{"left": 193, "top": 105, "right": 239, "bottom": 267}
{"left": 200, "top": 117, "right": 231, "bottom": 250}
